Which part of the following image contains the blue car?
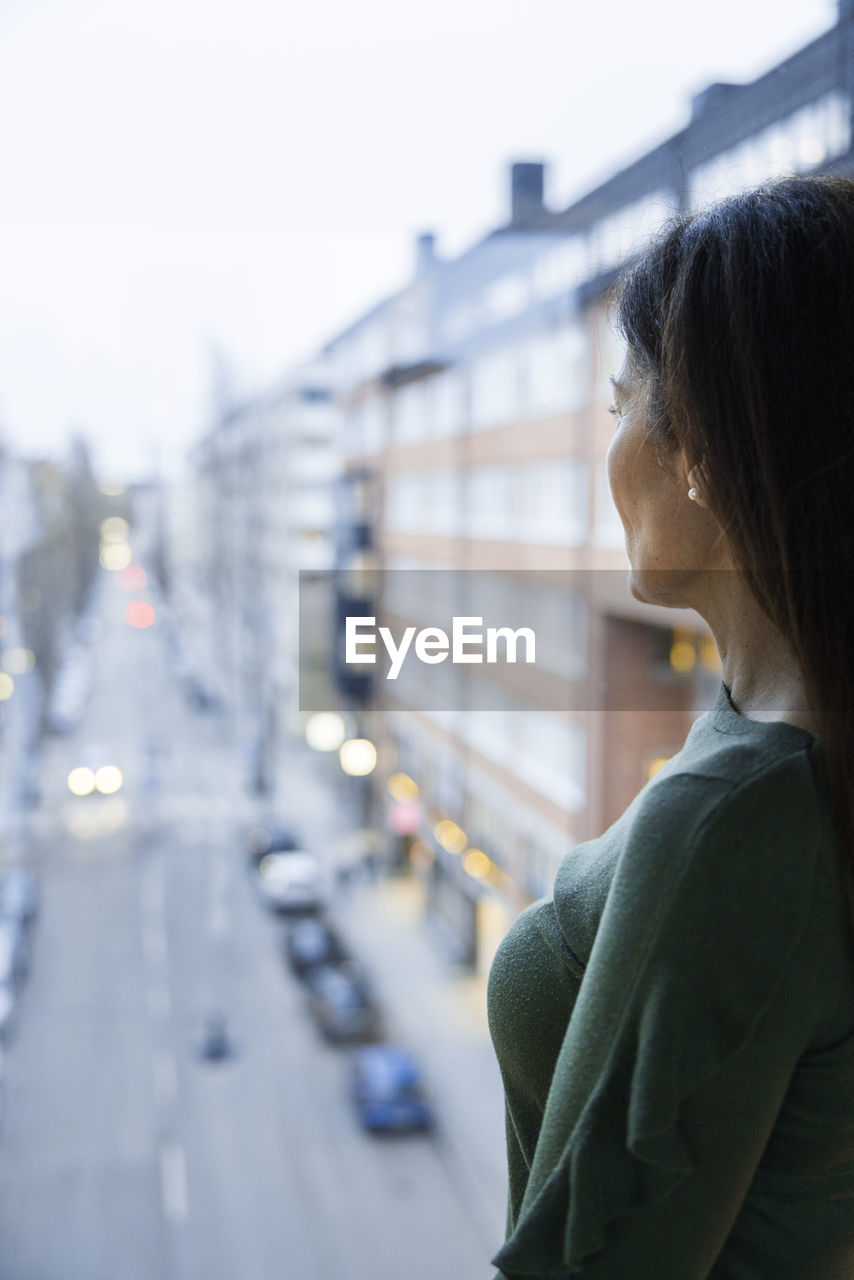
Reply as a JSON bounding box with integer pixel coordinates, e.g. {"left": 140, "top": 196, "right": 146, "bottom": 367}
{"left": 349, "top": 1045, "right": 434, "bottom": 1132}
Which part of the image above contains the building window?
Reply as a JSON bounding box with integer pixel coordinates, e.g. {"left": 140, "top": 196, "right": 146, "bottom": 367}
{"left": 532, "top": 237, "right": 588, "bottom": 299}
{"left": 521, "top": 580, "right": 588, "bottom": 679}
{"left": 433, "top": 370, "right": 467, "bottom": 437}
{"left": 588, "top": 189, "right": 677, "bottom": 277}
{"left": 525, "top": 322, "right": 590, "bottom": 416}
{"left": 484, "top": 271, "right": 529, "bottom": 322}
{"left": 392, "top": 381, "right": 429, "bottom": 446}
{"left": 468, "top": 464, "right": 513, "bottom": 539}
{"left": 470, "top": 346, "right": 524, "bottom": 430}
{"left": 515, "top": 711, "right": 587, "bottom": 811}
{"left": 517, "top": 459, "right": 589, "bottom": 545}
{"left": 688, "top": 91, "right": 852, "bottom": 209}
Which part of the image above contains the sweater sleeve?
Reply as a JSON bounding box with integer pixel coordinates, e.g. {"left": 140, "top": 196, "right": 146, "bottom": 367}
{"left": 492, "top": 753, "right": 827, "bottom": 1279}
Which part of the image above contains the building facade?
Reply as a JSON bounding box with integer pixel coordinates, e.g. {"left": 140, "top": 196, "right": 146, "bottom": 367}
{"left": 321, "top": 5, "right": 854, "bottom": 972}
{"left": 181, "top": 362, "right": 340, "bottom": 794}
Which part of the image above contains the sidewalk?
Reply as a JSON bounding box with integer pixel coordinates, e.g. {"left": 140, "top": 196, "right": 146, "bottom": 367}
{"left": 276, "top": 741, "right": 509, "bottom": 1251}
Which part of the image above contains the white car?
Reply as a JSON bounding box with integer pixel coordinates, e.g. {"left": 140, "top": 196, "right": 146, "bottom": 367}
{"left": 256, "top": 852, "right": 328, "bottom": 913}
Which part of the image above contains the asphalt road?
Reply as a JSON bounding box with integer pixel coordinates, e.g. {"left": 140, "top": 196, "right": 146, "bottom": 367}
{"left": 0, "top": 568, "right": 505, "bottom": 1280}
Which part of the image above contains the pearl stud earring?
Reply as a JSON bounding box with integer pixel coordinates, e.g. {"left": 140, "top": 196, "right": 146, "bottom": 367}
{"left": 688, "top": 487, "right": 699, "bottom": 501}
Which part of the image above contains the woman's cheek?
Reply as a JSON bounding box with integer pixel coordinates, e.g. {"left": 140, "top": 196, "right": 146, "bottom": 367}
{"left": 605, "top": 435, "right": 628, "bottom": 525}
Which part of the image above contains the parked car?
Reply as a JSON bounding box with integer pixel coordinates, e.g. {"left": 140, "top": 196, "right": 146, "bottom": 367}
{"left": 0, "top": 983, "right": 13, "bottom": 1044}
{"left": 256, "top": 852, "right": 328, "bottom": 914}
{"left": 0, "top": 915, "right": 30, "bottom": 983}
{"left": 182, "top": 673, "right": 219, "bottom": 713}
{"left": 246, "top": 824, "right": 301, "bottom": 862}
{"left": 0, "top": 867, "right": 38, "bottom": 926}
{"left": 0, "top": 926, "right": 21, "bottom": 1043}
{"left": 349, "top": 1045, "right": 434, "bottom": 1132}
{"left": 305, "top": 962, "right": 383, "bottom": 1044}
{"left": 284, "top": 917, "right": 350, "bottom": 978}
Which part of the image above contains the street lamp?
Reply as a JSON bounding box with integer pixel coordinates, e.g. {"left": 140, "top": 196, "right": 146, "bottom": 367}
{"left": 305, "top": 712, "right": 346, "bottom": 752}
{"left": 338, "top": 738, "right": 377, "bottom": 777}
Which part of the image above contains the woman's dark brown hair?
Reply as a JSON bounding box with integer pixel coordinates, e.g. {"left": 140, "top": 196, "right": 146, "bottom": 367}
{"left": 616, "top": 174, "right": 854, "bottom": 921}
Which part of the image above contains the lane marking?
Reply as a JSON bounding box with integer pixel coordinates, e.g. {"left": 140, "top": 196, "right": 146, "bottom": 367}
{"left": 159, "top": 1142, "right": 188, "bottom": 1224}
{"left": 139, "top": 860, "right": 165, "bottom": 921}
{"left": 141, "top": 917, "right": 168, "bottom": 966}
{"left": 146, "top": 977, "right": 172, "bottom": 1021}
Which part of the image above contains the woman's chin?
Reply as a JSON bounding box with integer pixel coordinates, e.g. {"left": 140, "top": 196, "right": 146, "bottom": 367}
{"left": 627, "top": 566, "right": 691, "bottom": 608}
{"left": 627, "top": 568, "right": 651, "bottom": 605}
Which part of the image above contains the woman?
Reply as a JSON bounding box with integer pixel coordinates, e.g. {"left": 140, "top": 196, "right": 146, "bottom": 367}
{"left": 488, "top": 175, "right": 854, "bottom": 1279}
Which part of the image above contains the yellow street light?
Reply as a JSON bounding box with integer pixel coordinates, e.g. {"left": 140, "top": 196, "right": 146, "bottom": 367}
{"left": 433, "top": 819, "right": 467, "bottom": 855}
{"left": 387, "top": 772, "right": 419, "bottom": 802}
{"left": 462, "top": 847, "right": 492, "bottom": 880}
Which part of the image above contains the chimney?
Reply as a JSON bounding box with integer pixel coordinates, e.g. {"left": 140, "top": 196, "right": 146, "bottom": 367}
{"left": 415, "top": 232, "right": 437, "bottom": 275}
{"left": 510, "top": 162, "right": 546, "bottom": 226}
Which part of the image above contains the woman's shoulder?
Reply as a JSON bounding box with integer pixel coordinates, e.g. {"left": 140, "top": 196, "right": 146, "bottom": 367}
{"left": 636, "top": 730, "right": 824, "bottom": 857}
{"left": 609, "top": 740, "right": 830, "bottom": 937}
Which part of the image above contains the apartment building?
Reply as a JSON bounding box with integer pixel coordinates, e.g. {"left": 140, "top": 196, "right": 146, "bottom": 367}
{"left": 322, "top": 2, "right": 854, "bottom": 972}
{"left": 184, "top": 362, "right": 339, "bottom": 793}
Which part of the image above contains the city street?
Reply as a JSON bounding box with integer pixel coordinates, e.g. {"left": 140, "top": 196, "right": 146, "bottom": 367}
{"left": 0, "top": 566, "right": 507, "bottom": 1280}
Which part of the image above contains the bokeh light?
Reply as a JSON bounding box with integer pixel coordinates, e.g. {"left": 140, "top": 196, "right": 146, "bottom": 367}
{"left": 669, "top": 628, "right": 697, "bottom": 673}
{"left": 68, "top": 766, "right": 96, "bottom": 796}
{"left": 100, "top": 542, "right": 133, "bottom": 571}
{"left": 1, "top": 647, "right": 35, "bottom": 675}
{"left": 99, "top": 516, "right": 130, "bottom": 543}
{"left": 433, "top": 819, "right": 467, "bottom": 855}
{"left": 389, "top": 801, "right": 422, "bottom": 835}
{"left": 386, "top": 772, "right": 419, "bottom": 802}
{"left": 94, "top": 765, "right": 123, "bottom": 795}
{"left": 0, "top": 673, "right": 15, "bottom": 700}
{"left": 120, "top": 564, "right": 148, "bottom": 592}
{"left": 305, "top": 712, "right": 346, "bottom": 752}
{"left": 699, "top": 633, "right": 722, "bottom": 673}
{"left": 462, "top": 848, "right": 492, "bottom": 880}
{"left": 647, "top": 756, "right": 670, "bottom": 779}
{"left": 125, "top": 600, "right": 156, "bottom": 629}
{"left": 339, "top": 738, "right": 377, "bottom": 776}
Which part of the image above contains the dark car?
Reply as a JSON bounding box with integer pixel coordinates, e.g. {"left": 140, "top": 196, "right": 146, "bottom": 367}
{"left": 305, "top": 962, "right": 383, "bottom": 1044}
{"left": 349, "top": 1045, "right": 434, "bottom": 1132}
{"left": 284, "top": 917, "right": 350, "bottom": 978}
{"left": 182, "top": 674, "right": 220, "bottom": 713}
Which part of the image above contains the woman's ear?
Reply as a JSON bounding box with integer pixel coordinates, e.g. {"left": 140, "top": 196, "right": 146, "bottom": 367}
{"left": 686, "top": 460, "right": 712, "bottom": 509}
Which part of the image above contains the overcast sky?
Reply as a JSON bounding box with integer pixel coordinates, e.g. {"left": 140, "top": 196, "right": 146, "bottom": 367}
{"left": 0, "top": 0, "right": 838, "bottom": 479}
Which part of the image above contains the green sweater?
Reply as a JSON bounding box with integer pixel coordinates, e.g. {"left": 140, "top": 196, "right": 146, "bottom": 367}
{"left": 488, "top": 681, "right": 854, "bottom": 1279}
